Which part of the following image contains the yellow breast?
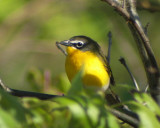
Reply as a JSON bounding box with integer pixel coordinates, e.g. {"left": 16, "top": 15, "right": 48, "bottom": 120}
{"left": 65, "top": 47, "right": 110, "bottom": 90}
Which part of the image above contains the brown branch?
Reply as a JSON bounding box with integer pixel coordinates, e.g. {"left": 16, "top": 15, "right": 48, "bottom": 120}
{"left": 102, "top": 0, "right": 160, "bottom": 105}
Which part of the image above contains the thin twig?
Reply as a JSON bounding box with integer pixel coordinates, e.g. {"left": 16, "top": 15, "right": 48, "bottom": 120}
{"left": 119, "top": 57, "right": 140, "bottom": 91}
{"left": 0, "top": 79, "right": 12, "bottom": 92}
{"left": 144, "top": 22, "right": 150, "bottom": 35}
{"left": 106, "top": 31, "right": 112, "bottom": 64}
{"left": 145, "top": 85, "right": 149, "bottom": 92}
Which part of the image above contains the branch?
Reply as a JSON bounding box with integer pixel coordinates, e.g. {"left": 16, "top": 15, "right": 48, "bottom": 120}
{"left": 119, "top": 57, "right": 139, "bottom": 91}
{"left": 102, "top": 0, "right": 160, "bottom": 105}
{"left": 10, "top": 89, "right": 60, "bottom": 100}
{"left": 0, "top": 79, "right": 61, "bottom": 100}
{"left": 106, "top": 31, "right": 112, "bottom": 64}
{"left": 107, "top": 106, "right": 139, "bottom": 127}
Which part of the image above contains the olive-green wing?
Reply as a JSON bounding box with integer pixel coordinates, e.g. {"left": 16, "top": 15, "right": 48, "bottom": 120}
{"left": 97, "top": 50, "right": 115, "bottom": 85}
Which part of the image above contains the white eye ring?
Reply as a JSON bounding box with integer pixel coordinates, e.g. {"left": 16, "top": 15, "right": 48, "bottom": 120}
{"left": 76, "top": 41, "right": 83, "bottom": 48}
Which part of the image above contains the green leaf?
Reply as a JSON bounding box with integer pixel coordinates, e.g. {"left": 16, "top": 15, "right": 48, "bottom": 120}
{"left": 0, "top": 108, "right": 21, "bottom": 128}
{"left": 0, "top": 89, "right": 27, "bottom": 123}
{"left": 111, "top": 84, "right": 134, "bottom": 102}
{"left": 67, "top": 69, "right": 84, "bottom": 96}
{"left": 135, "top": 93, "right": 160, "bottom": 116}
{"left": 56, "top": 73, "right": 71, "bottom": 93}
{"left": 53, "top": 94, "right": 120, "bottom": 128}
{"left": 87, "top": 102, "right": 100, "bottom": 126}
{"left": 129, "top": 93, "right": 160, "bottom": 128}
{"left": 131, "top": 101, "right": 160, "bottom": 128}
{"left": 53, "top": 96, "right": 91, "bottom": 128}
{"left": 107, "top": 112, "right": 119, "bottom": 128}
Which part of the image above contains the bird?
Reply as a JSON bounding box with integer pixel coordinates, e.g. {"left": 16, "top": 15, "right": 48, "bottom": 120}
{"left": 56, "top": 36, "right": 137, "bottom": 118}
{"left": 56, "top": 35, "right": 115, "bottom": 92}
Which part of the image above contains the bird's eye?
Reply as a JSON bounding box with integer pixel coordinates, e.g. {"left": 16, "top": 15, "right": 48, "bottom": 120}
{"left": 76, "top": 41, "right": 83, "bottom": 48}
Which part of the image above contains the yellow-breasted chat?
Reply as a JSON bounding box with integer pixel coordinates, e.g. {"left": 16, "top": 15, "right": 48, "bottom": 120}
{"left": 57, "top": 35, "right": 115, "bottom": 92}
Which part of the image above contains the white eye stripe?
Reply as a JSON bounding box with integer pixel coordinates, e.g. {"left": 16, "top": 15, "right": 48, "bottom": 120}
{"left": 70, "top": 40, "right": 84, "bottom": 44}
{"left": 70, "top": 40, "right": 84, "bottom": 48}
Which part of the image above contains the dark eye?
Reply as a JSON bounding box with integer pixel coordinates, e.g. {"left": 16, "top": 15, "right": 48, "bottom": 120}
{"left": 76, "top": 41, "right": 83, "bottom": 48}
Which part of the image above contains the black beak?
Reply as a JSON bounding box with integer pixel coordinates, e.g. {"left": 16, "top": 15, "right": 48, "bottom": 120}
{"left": 59, "top": 40, "right": 72, "bottom": 46}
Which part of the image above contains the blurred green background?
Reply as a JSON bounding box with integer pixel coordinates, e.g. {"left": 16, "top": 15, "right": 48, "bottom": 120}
{"left": 0, "top": 0, "right": 160, "bottom": 94}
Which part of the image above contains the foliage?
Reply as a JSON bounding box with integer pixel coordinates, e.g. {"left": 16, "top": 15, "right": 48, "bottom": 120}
{"left": 0, "top": 0, "right": 160, "bottom": 128}
{"left": 130, "top": 93, "right": 160, "bottom": 128}
{"left": 1, "top": 72, "right": 160, "bottom": 128}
